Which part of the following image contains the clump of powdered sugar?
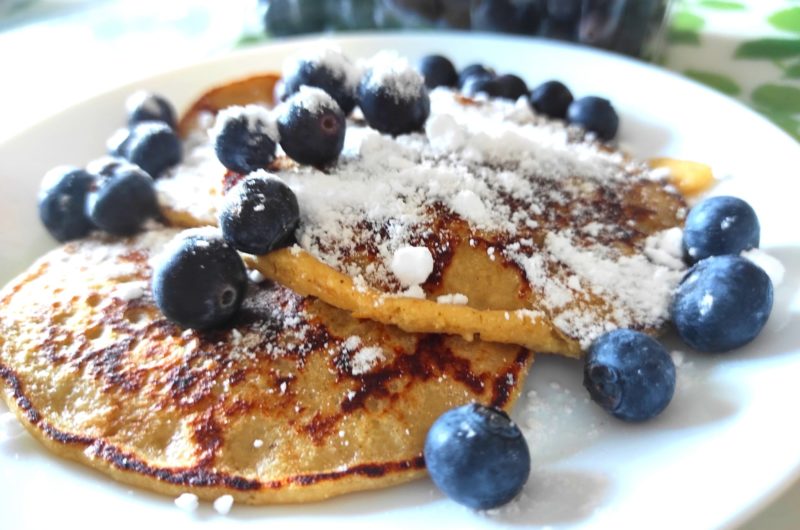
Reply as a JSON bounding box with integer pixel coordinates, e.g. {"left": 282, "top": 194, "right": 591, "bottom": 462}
{"left": 282, "top": 85, "right": 341, "bottom": 115}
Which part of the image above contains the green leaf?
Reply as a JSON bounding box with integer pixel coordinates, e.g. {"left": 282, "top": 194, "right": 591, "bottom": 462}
{"left": 735, "top": 38, "right": 800, "bottom": 59}
{"left": 755, "top": 108, "right": 800, "bottom": 141}
{"left": 751, "top": 84, "right": 800, "bottom": 113}
{"left": 234, "top": 33, "right": 267, "bottom": 48}
{"left": 768, "top": 7, "right": 800, "bottom": 34}
{"left": 783, "top": 60, "right": 800, "bottom": 78}
{"left": 683, "top": 70, "right": 742, "bottom": 95}
{"left": 671, "top": 11, "right": 705, "bottom": 32}
{"left": 668, "top": 30, "right": 701, "bottom": 45}
{"left": 698, "top": 1, "right": 745, "bottom": 10}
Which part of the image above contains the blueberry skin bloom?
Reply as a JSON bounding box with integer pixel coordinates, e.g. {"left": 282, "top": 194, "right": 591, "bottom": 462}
{"left": 213, "top": 105, "right": 278, "bottom": 174}
{"left": 418, "top": 54, "right": 458, "bottom": 89}
{"left": 530, "top": 80, "right": 574, "bottom": 119}
{"left": 85, "top": 164, "right": 158, "bottom": 236}
{"left": 152, "top": 231, "right": 248, "bottom": 330}
{"left": 683, "top": 196, "right": 760, "bottom": 264}
{"left": 277, "top": 87, "right": 346, "bottom": 167}
{"left": 123, "top": 121, "right": 182, "bottom": 178}
{"left": 358, "top": 61, "right": 431, "bottom": 136}
{"left": 126, "top": 91, "right": 177, "bottom": 129}
{"left": 584, "top": 329, "right": 676, "bottom": 422}
{"left": 219, "top": 174, "right": 300, "bottom": 255}
{"left": 38, "top": 166, "right": 96, "bottom": 242}
{"left": 567, "top": 96, "right": 619, "bottom": 141}
{"left": 424, "top": 403, "right": 530, "bottom": 510}
{"left": 282, "top": 49, "right": 359, "bottom": 115}
{"left": 671, "top": 255, "right": 773, "bottom": 353}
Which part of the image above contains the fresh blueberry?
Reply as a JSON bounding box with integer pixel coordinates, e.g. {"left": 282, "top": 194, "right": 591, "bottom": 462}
{"left": 126, "top": 91, "right": 177, "bottom": 129}
{"left": 462, "top": 75, "right": 501, "bottom": 98}
{"left": 584, "top": 329, "right": 675, "bottom": 422}
{"left": 458, "top": 64, "right": 495, "bottom": 89}
{"left": 260, "top": 0, "right": 328, "bottom": 37}
{"left": 530, "top": 80, "right": 574, "bottom": 119}
{"left": 38, "top": 166, "right": 96, "bottom": 242}
{"left": 545, "top": 0, "right": 580, "bottom": 22}
{"left": 85, "top": 164, "right": 158, "bottom": 236}
{"left": 277, "top": 86, "right": 346, "bottom": 167}
{"left": 86, "top": 156, "right": 129, "bottom": 178}
{"left": 123, "top": 121, "right": 182, "bottom": 178}
{"left": 471, "top": 0, "right": 541, "bottom": 35}
{"left": 424, "top": 403, "right": 530, "bottom": 510}
{"left": 152, "top": 230, "right": 248, "bottom": 329}
{"left": 567, "top": 96, "right": 619, "bottom": 140}
{"left": 671, "top": 255, "right": 773, "bottom": 353}
{"left": 418, "top": 54, "right": 459, "bottom": 89}
{"left": 495, "top": 74, "right": 528, "bottom": 100}
{"left": 213, "top": 105, "right": 278, "bottom": 174}
{"left": 219, "top": 174, "right": 300, "bottom": 255}
{"left": 358, "top": 59, "right": 431, "bottom": 135}
{"left": 683, "top": 196, "right": 760, "bottom": 264}
{"left": 282, "top": 49, "right": 359, "bottom": 115}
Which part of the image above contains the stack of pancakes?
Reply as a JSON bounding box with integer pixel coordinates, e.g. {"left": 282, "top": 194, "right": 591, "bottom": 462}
{"left": 0, "top": 71, "right": 686, "bottom": 503}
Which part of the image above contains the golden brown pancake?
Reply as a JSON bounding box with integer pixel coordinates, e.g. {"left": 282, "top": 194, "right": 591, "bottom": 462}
{"left": 158, "top": 72, "right": 687, "bottom": 357}
{"left": 0, "top": 229, "right": 531, "bottom": 503}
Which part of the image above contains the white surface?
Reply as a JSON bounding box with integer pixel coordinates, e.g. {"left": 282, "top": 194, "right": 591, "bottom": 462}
{"left": 1, "top": 33, "right": 799, "bottom": 530}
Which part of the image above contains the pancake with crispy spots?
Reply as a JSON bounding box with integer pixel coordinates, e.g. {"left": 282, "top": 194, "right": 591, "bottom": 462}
{"left": 0, "top": 229, "right": 531, "bottom": 503}
{"left": 158, "top": 71, "right": 688, "bottom": 357}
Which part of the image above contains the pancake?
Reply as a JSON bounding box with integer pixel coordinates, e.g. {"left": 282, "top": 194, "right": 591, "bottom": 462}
{"left": 0, "top": 229, "right": 531, "bottom": 503}
{"left": 158, "top": 71, "right": 688, "bottom": 356}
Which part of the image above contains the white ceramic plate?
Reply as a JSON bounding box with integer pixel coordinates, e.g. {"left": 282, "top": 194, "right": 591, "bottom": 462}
{"left": 1, "top": 33, "right": 799, "bottom": 530}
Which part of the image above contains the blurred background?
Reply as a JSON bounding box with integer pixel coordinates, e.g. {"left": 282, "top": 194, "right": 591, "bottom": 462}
{"left": 0, "top": 0, "right": 799, "bottom": 143}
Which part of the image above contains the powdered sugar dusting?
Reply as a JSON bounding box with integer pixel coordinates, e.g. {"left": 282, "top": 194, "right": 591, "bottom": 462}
{"left": 210, "top": 104, "right": 279, "bottom": 143}
{"left": 363, "top": 51, "right": 425, "bottom": 102}
{"left": 282, "top": 47, "right": 360, "bottom": 91}
{"left": 158, "top": 84, "right": 685, "bottom": 344}
{"left": 287, "top": 85, "right": 340, "bottom": 115}
{"left": 350, "top": 346, "right": 385, "bottom": 376}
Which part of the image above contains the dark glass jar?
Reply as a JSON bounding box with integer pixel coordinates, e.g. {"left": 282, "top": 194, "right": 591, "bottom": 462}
{"left": 259, "top": 0, "right": 672, "bottom": 58}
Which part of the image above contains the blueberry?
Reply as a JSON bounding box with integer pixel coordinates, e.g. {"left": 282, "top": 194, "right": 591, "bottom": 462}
{"left": 38, "top": 166, "right": 96, "bottom": 242}
{"left": 462, "top": 75, "right": 501, "bottom": 98}
{"left": 358, "top": 59, "right": 430, "bottom": 135}
{"left": 495, "top": 74, "right": 528, "bottom": 100}
{"left": 219, "top": 174, "right": 300, "bottom": 255}
{"left": 457, "top": 64, "right": 495, "bottom": 89}
{"left": 584, "top": 329, "right": 675, "bottom": 422}
{"left": 106, "top": 128, "right": 132, "bottom": 157}
{"left": 545, "top": 0, "right": 580, "bottom": 22}
{"left": 86, "top": 156, "right": 129, "bottom": 177}
{"left": 277, "top": 86, "right": 346, "bottom": 167}
{"left": 125, "top": 91, "right": 177, "bottom": 129}
{"left": 683, "top": 196, "right": 760, "bottom": 264}
{"left": 671, "top": 256, "right": 773, "bottom": 353}
{"left": 85, "top": 164, "right": 158, "bottom": 236}
{"left": 152, "top": 230, "right": 247, "bottom": 329}
{"left": 282, "top": 49, "right": 359, "bottom": 115}
{"left": 471, "top": 0, "right": 541, "bottom": 35}
{"left": 260, "top": 0, "right": 328, "bottom": 37}
{"left": 567, "top": 96, "right": 619, "bottom": 140}
{"left": 530, "top": 80, "right": 574, "bottom": 118}
{"left": 213, "top": 105, "right": 278, "bottom": 174}
{"left": 424, "top": 403, "right": 530, "bottom": 510}
{"left": 123, "top": 121, "right": 182, "bottom": 178}
{"left": 418, "top": 54, "right": 458, "bottom": 89}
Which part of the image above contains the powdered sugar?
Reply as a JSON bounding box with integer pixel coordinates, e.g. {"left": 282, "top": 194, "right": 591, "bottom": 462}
{"left": 210, "top": 104, "right": 279, "bottom": 143}
{"left": 282, "top": 47, "right": 360, "bottom": 91}
{"left": 287, "top": 85, "right": 340, "bottom": 115}
{"left": 390, "top": 246, "right": 434, "bottom": 287}
{"left": 158, "top": 84, "right": 684, "bottom": 343}
{"left": 362, "top": 51, "right": 425, "bottom": 102}
{"left": 125, "top": 90, "right": 163, "bottom": 116}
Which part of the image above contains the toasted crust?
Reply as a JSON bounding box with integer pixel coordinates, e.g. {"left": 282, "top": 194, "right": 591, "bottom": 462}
{"left": 0, "top": 230, "right": 531, "bottom": 503}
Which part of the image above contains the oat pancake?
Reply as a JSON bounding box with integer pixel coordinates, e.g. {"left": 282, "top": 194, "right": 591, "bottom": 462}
{"left": 158, "top": 72, "right": 687, "bottom": 356}
{"left": 0, "top": 229, "right": 531, "bottom": 503}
